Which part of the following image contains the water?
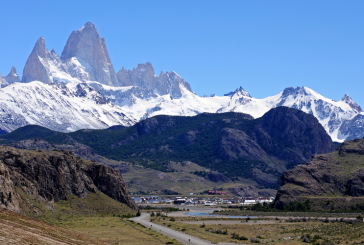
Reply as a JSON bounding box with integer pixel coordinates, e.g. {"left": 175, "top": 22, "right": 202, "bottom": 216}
{"left": 185, "top": 212, "right": 257, "bottom": 218}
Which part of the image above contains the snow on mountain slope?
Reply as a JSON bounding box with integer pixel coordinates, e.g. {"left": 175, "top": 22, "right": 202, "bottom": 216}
{"left": 0, "top": 81, "right": 135, "bottom": 133}
{"left": 86, "top": 82, "right": 230, "bottom": 121}
{"left": 2, "top": 21, "right": 363, "bottom": 142}
{"left": 217, "top": 86, "right": 360, "bottom": 142}
{"left": 81, "top": 81, "right": 362, "bottom": 142}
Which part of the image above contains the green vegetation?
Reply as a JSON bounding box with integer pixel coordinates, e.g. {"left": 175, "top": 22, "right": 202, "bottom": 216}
{"left": 1, "top": 108, "right": 334, "bottom": 189}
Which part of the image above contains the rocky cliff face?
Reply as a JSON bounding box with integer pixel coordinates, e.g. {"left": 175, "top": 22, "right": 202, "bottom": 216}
{"left": 22, "top": 37, "right": 53, "bottom": 84}
{"left": 341, "top": 94, "right": 362, "bottom": 113}
{"left": 229, "top": 185, "right": 258, "bottom": 197}
{"left": 0, "top": 146, "right": 138, "bottom": 213}
{"left": 116, "top": 62, "right": 193, "bottom": 99}
{"left": 339, "top": 113, "right": 364, "bottom": 141}
{"left": 4, "top": 67, "right": 21, "bottom": 85}
{"left": 274, "top": 138, "right": 364, "bottom": 209}
{"left": 61, "top": 22, "right": 119, "bottom": 87}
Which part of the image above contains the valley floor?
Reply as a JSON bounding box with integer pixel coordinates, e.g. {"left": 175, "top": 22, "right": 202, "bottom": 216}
{"left": 0, "top": 209, "right": 110, "bottom": 245}
{"left": 147, "top": 206, "right": 364, "bottom": 244}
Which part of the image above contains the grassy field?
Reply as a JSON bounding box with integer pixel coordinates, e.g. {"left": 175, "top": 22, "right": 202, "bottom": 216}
{"left": 60, "top": 216, "right": 182, "bottom": 245}
{"left": 0, "top": 191, "right": 182, "bottom": 244}
{"left": 0, "top": 209, "right": 110, "bottom": 245}
{"left": 152, "top": 215, "right": 364, "bottom": 244}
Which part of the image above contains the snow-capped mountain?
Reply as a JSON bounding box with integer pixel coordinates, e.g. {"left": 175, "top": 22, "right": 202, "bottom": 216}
{"left": 95, "top": 84, "right": 360, "bottom": 142}
{"left": 0, "top": 21, "right": 363, "bottom": 142}
{"left": 0, "top": 81, "right": 135, "bottom": 133}
{"left": 217, "top": 86, "right": 360, "bottom": 142}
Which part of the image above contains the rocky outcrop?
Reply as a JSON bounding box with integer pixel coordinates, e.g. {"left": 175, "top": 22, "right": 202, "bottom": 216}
{"left": 116, "top": 62, "right": 193, "bottom": 99}
{"left": 0, "top": 146, "right": 138, "bottom": 213}
{"left": 61, "top": 22, "right": 119, "bottom": 87}
{"left": 86, "top": 163, "right": 138, "bottom": 210}
{"left": 0, "top": 160, "right": 21, "bottom": 212}
{"left": 341, "top": 94, "right": 362, "bottom": 113}
{"left": 5, "top": 67, "right": 21, "bottom": 85}
{"left": 229, "top": 185, "right": 258, "bottom": 197}
{"left": 339, "top": 114, "right": 364, "bottom": 141}
{"left": 274, "top": 138, "right": 364, "bottom": 209}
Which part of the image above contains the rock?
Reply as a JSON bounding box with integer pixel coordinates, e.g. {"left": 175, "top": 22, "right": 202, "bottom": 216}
{"left": 340, "top": 94, "right": 362, "bottom": 112}
{"left": 339, "top": 114, "right": 364, "bottom": 141}
{"left": 0, "top": 160, "right": 21, "bottom": 212}
{"left": 229, "top": 185, "right": 258, "bottom": 197}
{"left": 4, "top": 67, "right": 21, "bottom": 85}
{"left": 61, "top": 22, "right": 119, "bottom": 87}
{"left": 116, "top": 62, "right": 193, "bottom": 99}
{"left": 22, "top": 37, "right": 52, "bottom": 84}
{"left": 274, "top": 138, "right": 364, "bottom": 209}
{"left": 86, "top": 163, "right": 138, "bottom": 210}
{"left": 0, "top": 146, "right": 138, "bottom": 213}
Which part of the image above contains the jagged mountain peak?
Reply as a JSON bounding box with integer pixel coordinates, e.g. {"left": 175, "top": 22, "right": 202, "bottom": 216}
{"left": 340, "top": 94, "right": 362, "bottom": 112}
{"left": 22, "top": 37, "right": 52, "bottom": 84}
{"left": 224, "top": 86, "right": 251, "bottom": 98}
{"left": 9, "top": 66, "right": 17, "bottom": 75}
{"left": 135, "top": 62, "right": 155, "bottom": 75}
{"left": 74, "top": 22, "right": 98, "bottom": 36}
{"left": 60, "top": 22, "right": 119, "bottom": 87}
{"left": 4, "top": 66, "right": 21, "bottom": 85}
{"left": 281, "top": 86, "right": 313, "bottom": 97}
{"left": 33, "top": 37, "right": 47, "bottom": 58}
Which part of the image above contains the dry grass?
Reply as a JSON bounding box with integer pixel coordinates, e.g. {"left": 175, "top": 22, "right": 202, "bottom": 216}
{"left": 152, "top": 216, "right": 364, "bottom": 244}
{"left": 61, "top": 216, "right": 182, "bottom": 245}
{"left": 0, "top": 209, "right": 110, "bottom": 244}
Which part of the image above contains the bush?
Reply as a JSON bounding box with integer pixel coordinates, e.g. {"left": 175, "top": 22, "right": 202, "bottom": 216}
{"left": 136, "top": 211, "right": 141, "bottom": 216}
{"left": 250, "top": 237, "right": 260, "bottom": 243}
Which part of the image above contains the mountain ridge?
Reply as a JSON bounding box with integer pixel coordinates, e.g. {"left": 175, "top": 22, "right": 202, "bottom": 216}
{"left": 0, "top": 107, "right": 335, "bottom": 189}
{"left": 0, "top": 22, "right": 363, "bottom": 142}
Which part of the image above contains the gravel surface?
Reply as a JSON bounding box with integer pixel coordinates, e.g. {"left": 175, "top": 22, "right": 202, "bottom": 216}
{"left": 131, "top": 213, "right": 212, "bottom": 245}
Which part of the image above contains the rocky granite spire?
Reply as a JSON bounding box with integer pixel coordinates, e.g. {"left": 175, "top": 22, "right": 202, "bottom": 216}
{"left": 340, "top": 94, "right": 362, "bottom": 112}
{"left": 22, "top": 37, "right": 52, "bottom": 84}
{"left": 61, "top": 22, "right": 119, "bottom": 87}
{"left": 116, "top": 62, "right": 193, "bottom": 99}
{"left": 5, "top": 67, "right": 21, "bottom": 84}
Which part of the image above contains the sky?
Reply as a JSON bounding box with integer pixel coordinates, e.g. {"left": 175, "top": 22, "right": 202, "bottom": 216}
{"left": 1, "top": 0, "right": 363, "bottom": 106}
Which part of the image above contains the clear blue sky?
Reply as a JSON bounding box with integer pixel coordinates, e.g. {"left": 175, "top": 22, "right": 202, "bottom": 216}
{"left": 1, "top": 1, "right": 363, "bottom": 106}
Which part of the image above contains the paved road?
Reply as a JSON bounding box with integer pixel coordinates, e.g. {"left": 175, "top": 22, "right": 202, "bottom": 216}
{"left": 130, "top": 213, "right": 212, "bottom": 245}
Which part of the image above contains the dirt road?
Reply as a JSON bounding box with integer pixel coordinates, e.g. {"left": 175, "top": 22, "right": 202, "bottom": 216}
{"left": 131, "top": 213, "right": 213, "bottom": 245}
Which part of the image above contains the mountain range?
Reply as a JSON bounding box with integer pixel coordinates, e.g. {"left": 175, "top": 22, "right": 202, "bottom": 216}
{"left": 0, "top": 22, "right": 363, "bottom": 142}
{"left": 0, "top": 107, "right": 335, "bottom": 190}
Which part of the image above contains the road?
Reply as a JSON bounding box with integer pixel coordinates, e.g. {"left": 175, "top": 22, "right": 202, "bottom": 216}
{"left": 130, "top": 213, "right": 212, "bottom": 245}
